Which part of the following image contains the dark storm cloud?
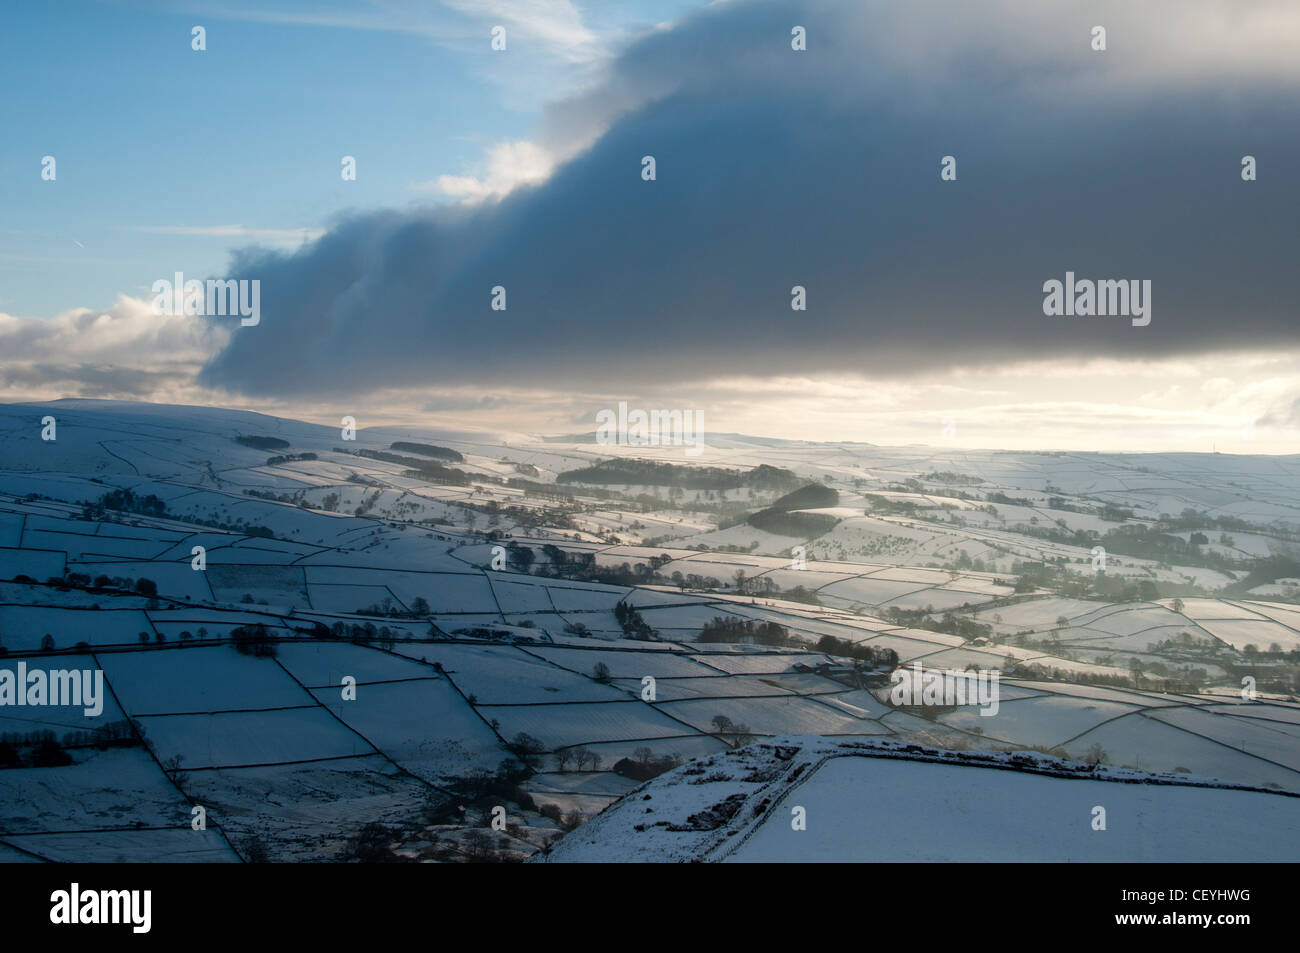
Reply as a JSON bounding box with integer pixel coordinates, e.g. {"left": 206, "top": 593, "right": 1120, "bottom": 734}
{"left": 199, "top": 0, "right": 1300, "bottom": 399}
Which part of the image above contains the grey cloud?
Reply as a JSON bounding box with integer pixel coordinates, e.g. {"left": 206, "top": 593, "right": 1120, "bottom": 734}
{"left": 420, "top": 393, "right": 515, "bottom": 412}
{"left": 199, "top": 0, "right": 1300, "bottom": 399}
{"left": 0, "top": 363, "right": 191, "bottom": 398}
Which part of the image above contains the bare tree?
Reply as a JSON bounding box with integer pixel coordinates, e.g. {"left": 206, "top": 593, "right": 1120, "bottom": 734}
{"left": 507, "top": 732, "right": 546, "bottom": 769}
{"left": 711, "top": 714, "right": 754, "bottom": 748}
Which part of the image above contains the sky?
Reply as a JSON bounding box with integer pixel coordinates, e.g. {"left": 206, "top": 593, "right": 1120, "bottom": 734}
{"left": 1, "top": 0, "right": 1298, "bottom": 454}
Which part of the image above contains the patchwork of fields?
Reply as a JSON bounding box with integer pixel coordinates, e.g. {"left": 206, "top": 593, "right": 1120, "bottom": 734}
{"left": 1, "top": 400, "right": 1297, "bottom": 861}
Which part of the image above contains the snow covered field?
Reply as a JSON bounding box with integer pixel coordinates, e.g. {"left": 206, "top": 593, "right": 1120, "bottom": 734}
{"left": 1, "top": 399, "right": 1297, "bottom": 861}
{"left": 541, "top": 738, "right": 1300, "bottom": 862}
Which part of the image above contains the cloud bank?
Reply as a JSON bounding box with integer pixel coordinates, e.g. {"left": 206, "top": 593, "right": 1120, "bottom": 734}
{"left": 190, "top": 0, "right": 1300, "bottom": 399}
{"left": 0, "top": 297, "right": 224, "bottom": 402}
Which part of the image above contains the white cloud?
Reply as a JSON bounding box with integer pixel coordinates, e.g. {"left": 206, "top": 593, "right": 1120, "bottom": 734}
{"left": 0, "top": 296, "right": 226, "bottom": 402}
{"left": 417, "top": 139, "right": 556, "bottom": 202}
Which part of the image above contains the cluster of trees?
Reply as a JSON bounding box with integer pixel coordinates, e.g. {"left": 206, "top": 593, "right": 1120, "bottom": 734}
{"left": 452, "top": 627, "right": 530, "bottom": 643}
{"left": 503, "top": 477, "right": 605, "bottom": 502}
{"left": 922, "top": 471, "right": 985, "bottom": 485}
{"left": 348, "top": 819, "right": 522, "bottom": 864}
{"left": 229, "top": 623, "right": 278, "bottom": 657}
{"left": 578, "top": 560, "right": 662, "bottom": 587}
{"left": 462, "top": 499, "right": 578, "bottom": 533}
{"left": 235, "top": 435, "right": 290, "bottom": 451}
{"left": 1014, "top": 660, "right": 1210, "bottom": 695}
{"left": 1222, "top": 556, "right": 1300, "bottom": 599}
{"left": 537, "top": 803, "right": 584, "bottom": 832}
{"left": 0, "top": 720, "right": 138, "bottom": 770}
{"left": 504, "top": 733, "right": 547, "bottom": 769}
{"left": 536, "top": 546, "right": 667, "bottom": 586}
{"left": 1161, "top": 507, "right": 1283, "bottom": 538}
{"left": 745, "top": 483, "right": 841, "bottom": 538}
{"left": 453, "top": 756, "right": 534, "bottom": 805}
{"left": 356, "top": 596, "right": 432, "bottom": 619}
{"left": 536, "top": 548, "right": 749, "bottom": 596}
{"left": 38, "top": 572, "right": 158, "bottom": 598}
{"left": 346, "top": 822, "right": 410, "bottom": 863}
{"left": 0, "top": 736, "right": 72, "bottom": 768}
{"left": 389, "top": 441, "right": 463, "bottom": 462}
{"left": 327, "top": 620, "right": 404, "bottom": 648}
{"left": 880, "top": 607, "right": 991, "bottom": 642}
{"left": 710, "top": 715, "right": 755, "bottom": 748}
{"left": 862, "top": 494, "right": 924, "bottom": 517}
{"left": 1009, "top": 522, "right": 1237, "bottom": 573}
{"left": 731, "top": 571, "right": 821, "bottom": 604}
{"left": 698, "top": 616, "right": 792, "bottom": 646}
{"left": 243, "top": 488, "right": 307, "bottom": 506}
{"left": 1145, "top": 630, "right": 1220, "bottom": 658}
{"left": 768, "top": 483, "right": 839, "bottom": 510}
{"left": 81, "top": 488, "right": 167, "bottom": 520}
{"left": 82, "top": 488, "right": 275, "bottom": 539}
{"left": 814, "top": 635, "right": 899, "bottom": 669}
{"left": 1096, "top": 524, "right": 1235, "bottom": 569}
{"left": 1012, "top": 561, "right": 1162, "bottom": 602}
{"left": 265, "top": 452, "right": 317, "bottom": 465}
{"left": 667, "top": 570, "right": 725, "bottom": 590}
{"left": 503, "top": 541, "right": 534, "bottom": 573}
{"left": 551, "top": 745, "right": 603, "bottom": 772}
{"left": 612, "top": 747, "right": 683, "bottom": 781}
{"left": 747, "top": 508, "right": 839, "bottom": 538}
{"left": 614, "top": 601, "right": 658, "bottom": 640}
{"left": 335, "top": 448, "right": 471, "bottom": 486}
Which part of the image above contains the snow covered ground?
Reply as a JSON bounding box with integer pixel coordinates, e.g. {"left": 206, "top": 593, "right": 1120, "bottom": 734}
{"left": 1, "top": 399, "right": 1297, "bottom": 861}
{"left": 539, "top": 737, "right": 1300, "bottom": 862}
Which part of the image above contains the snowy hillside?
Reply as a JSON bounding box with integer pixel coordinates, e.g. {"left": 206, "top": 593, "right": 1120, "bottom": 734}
{"left": 539, "top": 737, "right": 1300, "bottom": 862}
{"left": 1, "top": 399, "right": 1298, "bottom": 861}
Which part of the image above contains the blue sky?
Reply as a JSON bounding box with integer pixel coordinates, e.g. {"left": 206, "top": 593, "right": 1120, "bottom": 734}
{"left": 0, "top": 0, "right": 702, "bottom": 317}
